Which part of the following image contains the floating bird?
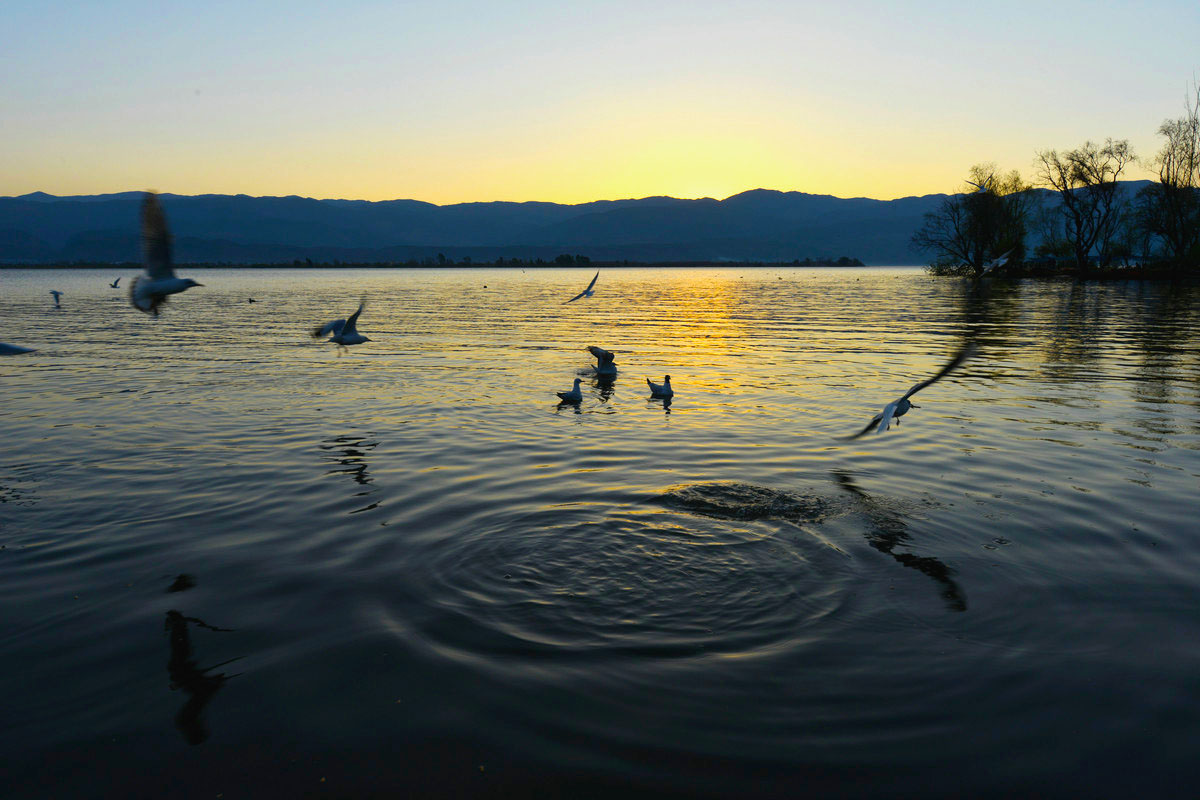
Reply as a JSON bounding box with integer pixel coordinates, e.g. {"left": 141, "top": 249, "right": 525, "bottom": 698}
{"left": 130, "top": 192, "right": 203, "bottom": 316}
{"left": 979, "top": 250, "right": 1012, "bottom": 276}
{"left": 0, "top": 343, "right": 36, "bottom": 355}
{"left": 565, "top": 271, "right": 599, "bottom": 303}
{"left": 312, "top": 300, "right": 370, "bottom": 350}
{"left": 50, "top": 290, "right": 63, "bottom": 307}
{"left": 110, "top": 277, "right": 120, "bottom": 288}
{"left": 647, "top": 375, "right": 673, "bottom": 398}
{"left": 587, "top": 345, "right": 617, "bottom": 375}
{"left": 556, "top": 378, "right": 584, "bottom": 403}
{"left": 247, "top": 297, "right": 256, "bottom": 303}
{"left": 848, "top": 342, "right": 976, "bottom": 438}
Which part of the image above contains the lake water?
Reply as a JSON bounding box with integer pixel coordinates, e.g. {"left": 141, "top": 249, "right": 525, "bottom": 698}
{"left": 2, "top": 267, "right": 1199, "bottom": 798}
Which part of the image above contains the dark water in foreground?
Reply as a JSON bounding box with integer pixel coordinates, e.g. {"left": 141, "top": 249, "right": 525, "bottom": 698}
{"left": 2, "top": 267, "right": 1199, "bottom": 798}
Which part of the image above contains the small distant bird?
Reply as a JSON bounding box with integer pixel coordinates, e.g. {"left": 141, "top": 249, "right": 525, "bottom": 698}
{"left": 50, "top": 290, "right": 63, "bottom": 307}
{"left": 565, "top": 271, "right": 599, "bottom": 303}
{"left": 0, "top": 343, "right": 36, "bottom": 355}
{"left": 966, "top": 174, "right": 993, "bottom": 194}
{"left": 556, "top": 378, "right": 584, "bottom": 403}
{"left": 312, "top": 300, "right": 370, "bottom": 350}
{"left": 979, "top": 250, "right": 1012, "bottom": 276}
{"left": 848, "top": 342, "right": 976, "bottom": 438}
{"left": 130, "top": 192, "right": 203, "bottom": 316}
{"left": 248, "top": 298, "right": 256, "bottom": 303}
{"left": 587, "top": 345, "right": 617, "bottom": 376}
{"left": 646, "top": 375, "right": 673, "bottom": 398}
{"left": 110, "top": 277, "right": 120, "bottom": 288}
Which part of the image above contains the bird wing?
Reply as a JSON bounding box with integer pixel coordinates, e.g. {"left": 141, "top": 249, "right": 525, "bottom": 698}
{"left": 343, "top": 301, "right": 365, "bottom": 334}
{"left": 587, "top": 345, "right": 614, "bottom": 364}
{"left": 847, "top": 411, "right": 885, "bottom": 440}
{"left": 874, "top": 401, "right": 899, "bottom": 434}
{"left": 900, "top": 341, "right": 976, "bottom": 401}
{"left": 141, "top": 192, "right": 176, "bottom": 280}
{"left": 0, "top": 343, "right": 36, "bottom": 355}
{"left": 565, "top": 289, "right": 587, "bottom": 303}
{"left": 312, "top": 319, "right": 346, "bottom": 339}
{"left": 585, "top": 271, "right": 599, "bottom": 292}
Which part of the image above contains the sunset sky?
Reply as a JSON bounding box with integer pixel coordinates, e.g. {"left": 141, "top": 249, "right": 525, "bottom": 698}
{"left": 3, "top": 0, "right": 1197, "bottom": 204}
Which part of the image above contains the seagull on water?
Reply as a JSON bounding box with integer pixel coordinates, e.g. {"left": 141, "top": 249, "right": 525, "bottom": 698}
{"left": 646, "top": 375, "right": 673, "bottom": 398}
{"left": 557, "top": 377, "right": 584, "bottom": 404}
{"left": 847, "top": 342, "right": 976, "bottom": 439}
{"left": 565, "top": 271, "right": 599, "bottom": 303}
{"left": 130, "top": 192, "right": 203, "bottom": 316}
{"left": 312, "top": 300, "right": 370, "bottom": 351}
{"left": 50, "top": 290, "right": 63, "bottom": 308}
{"left": 587, "top": 345, "right": 617, "bottom": 376}
{"left": 0, "top": 343, "right": 36, "bottom": 355}
{"left": 110, "top": 277, "right": 120, "bottom": 288}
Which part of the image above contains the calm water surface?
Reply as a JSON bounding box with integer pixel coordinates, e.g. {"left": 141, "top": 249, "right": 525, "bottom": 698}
{"left": 2, "top": 268, "right": 1199, "bottom": 798}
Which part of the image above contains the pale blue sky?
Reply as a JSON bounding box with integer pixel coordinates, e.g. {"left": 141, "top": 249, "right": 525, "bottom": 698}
{"left": 2, "top": 0, "right": 1196, "bottom": 202}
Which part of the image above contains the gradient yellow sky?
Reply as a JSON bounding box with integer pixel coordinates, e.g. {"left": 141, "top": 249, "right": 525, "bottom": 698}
{"left": 2, "top": 1, "right": 1194, "bottom": 204}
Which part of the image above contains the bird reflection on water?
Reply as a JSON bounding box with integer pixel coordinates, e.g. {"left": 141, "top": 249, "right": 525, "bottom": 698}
{"left": 832, "top": 470, "right": 967, "bottom": 612}
{"left": 164, "top": 610, "right": 240, "bottom": 746}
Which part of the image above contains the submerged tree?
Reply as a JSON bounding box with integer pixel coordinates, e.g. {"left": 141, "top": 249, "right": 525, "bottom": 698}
{"left": 1035, "top": 138, "right": 1135, "bottom": 272}
{"left": 1135, "top": 84, "right": 1200, "bottom": 268}
{"left": 913, "top": 164, "right": 1034, "bottom": 276}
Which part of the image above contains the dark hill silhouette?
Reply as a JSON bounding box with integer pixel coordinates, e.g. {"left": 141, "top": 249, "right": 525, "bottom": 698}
{"left": 0, "top": 182, "right": 1154, "bottom": 265}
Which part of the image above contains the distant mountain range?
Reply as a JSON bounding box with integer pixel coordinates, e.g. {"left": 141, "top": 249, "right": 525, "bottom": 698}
{"left": 0, "top": 183, "right": 1153, "bottom": 265}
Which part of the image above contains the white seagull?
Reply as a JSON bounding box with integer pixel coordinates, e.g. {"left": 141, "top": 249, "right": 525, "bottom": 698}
{"left": 565, "top": 271, "right": 599, "bottom": 303}
{"left": 848, "top": 342, "right": 976, "bottom": 439}
{"left": 556, "top": 377, "right": 584, "bottom": 403}
{"left": 587, "top": 345, "right": 617, "bottom": 376}
{"left": 110, "top": 277, "right": 121, "bottom": 288}
{"left": 979, "top": 249, "right": 1013, "bottom": 276}
{"left": 50, "top": 290, "right": 63, "bottom": 307}
{"left": 646, "top": 375, "right": 673, "bottom": 398}
{"left": 0, "top": 343, "right": 36, "bottom": 355}
{"left": 130, "top": 192, "right": 203, "bottom": 316}
{"left": 312, "top": 300, "right": 370, "bottom": 350}
{"left": 966, "top": 174, "right": 993, "bottom": 194}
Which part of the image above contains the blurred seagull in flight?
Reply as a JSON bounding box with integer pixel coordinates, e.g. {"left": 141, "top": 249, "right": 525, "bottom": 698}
{"left": 312, "top": 300, "right": 370, "bottom": 351}
{"left": 130, "top": 192, "right": 203, "bottom": 316}
{"left": 556, "top": 377, "right": 584, "bottom": 404}
{"left": 646, "top": 375, "right": 673, "bottom": 398}
{"left": 966, "top": 174, "right": 993, "bottom": 194}
{"left": 49, "top": 290, "right": 63, "bottom": 308}
{"left": 587, "top": 345, "right": 617, "bottom": 376}
{"left": 110, "top": 277, "right": 121, "bottom": 288}
{"left": 979, "top": 250, "right": 1013, "bottom": 276}
{"left": 565, "top": 271, "right": 599, "bottom": 303}
{"left": 848, "top": 342, "right": 976, "bottom": 439}
{"left": 0, "top": 343, "right": 36, "bottom": 355}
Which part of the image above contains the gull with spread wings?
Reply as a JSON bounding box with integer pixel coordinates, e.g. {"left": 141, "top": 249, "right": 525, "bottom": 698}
{"left": 565, "top": 271, "right": 599, "bottom": 303}
{"left": 312, "top": 300, "right": 370, "bottom": 352}
{"left": 130, "top": 192, "right": 203, "bottom": 316}
{"left": 848, "top": 342, "right": 976, "bottom": 438}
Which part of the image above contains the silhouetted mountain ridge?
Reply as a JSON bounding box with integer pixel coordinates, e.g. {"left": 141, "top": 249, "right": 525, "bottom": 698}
{"left": 0, "top": 183, "right": 1154, "bottom": 265}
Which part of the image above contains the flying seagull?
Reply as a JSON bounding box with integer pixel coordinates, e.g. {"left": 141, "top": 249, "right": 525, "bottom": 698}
{"left": 312, "top": 300, "right": 370, "bottom": 350}
{"left": 556, "top": 377, "right": 584, "bottom": 403}
{"left": 565, "top": 271, "right": 599, "bottom": 303}
{"left": 848, "top": 342, "right": 976, "bottom": 439}
{"left": 49, "top": 290, "right": 63, "bottom": 308}
{"left": 979, "top": 249, "right": 1013, "bottom": 276}
{"left": 966, "top": 174, "right": 993, "bottom": 194}
{"left": 110, "top": 277, "right": 120, "bottom": 288}
{"left": 587, "top": 345, "right": 617, "bottom": 376}
{"left": 130, "top": 192, "right": 203, "bottom": 316}
{"left": 0, "top": 343, "right": 36, "bottom": 355}
{"left": 646, "top": 375, "right": 673, "bottom": 398}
